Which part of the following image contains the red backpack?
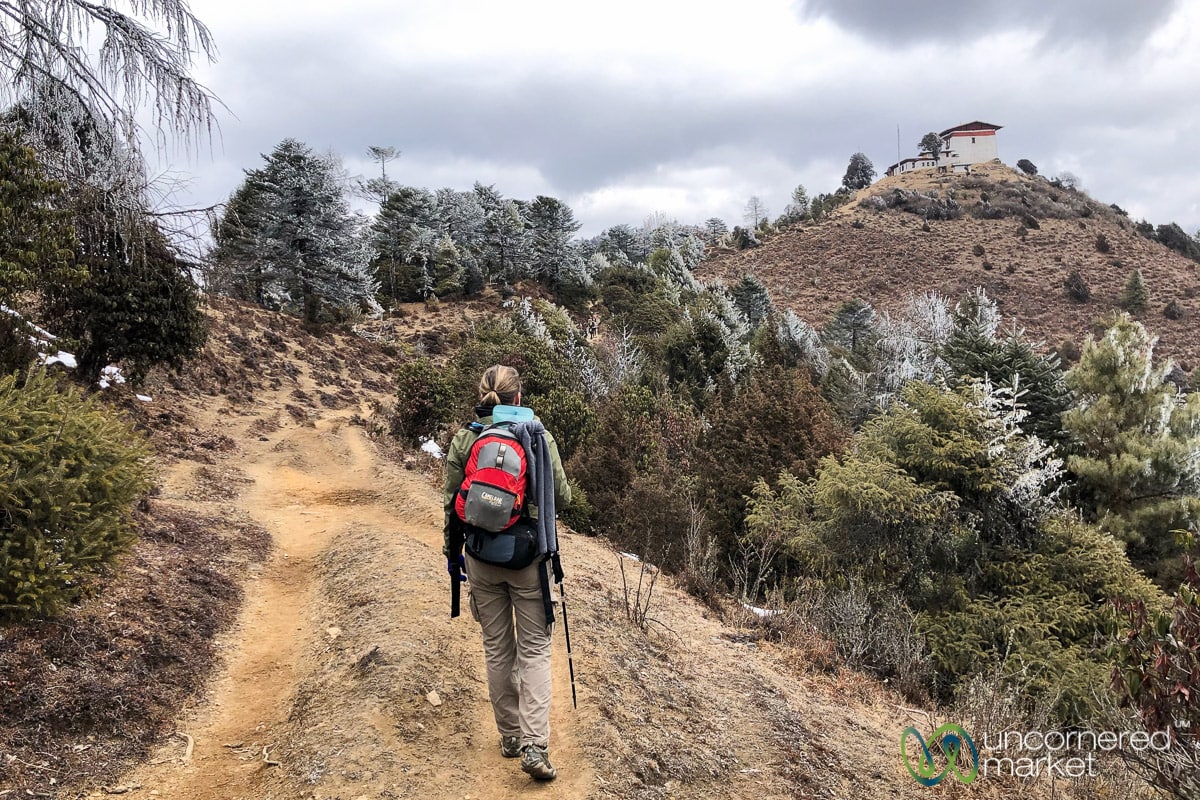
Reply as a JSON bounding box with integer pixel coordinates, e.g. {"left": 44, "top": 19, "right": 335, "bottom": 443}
{"left": 455, "top": 423, "right": 528, "bottom": 532}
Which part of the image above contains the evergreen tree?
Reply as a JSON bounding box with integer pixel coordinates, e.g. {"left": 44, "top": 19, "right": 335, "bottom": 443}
{"left": 361, "top": 145, "right": 400, "bottom": 203}
{"left": 729, "top": 274, "right": 773, "bottom": 330}
{"left": 648, "top": 246, "right": 698, "bottom": 291}
{"left": 918, "top": 132, "right": 942, "bottom": 164}
{"left": 942, "top": 290, "right": 1070, "bottom": 449}
{"left": 1121, "top": 268, "right": 1149, "bottom": 312}
{"left": 842, "top": 152, "right": 876, "bottom": 191}
{"left": 44, "top": 192, "right": 207, "bottom": 380}
{"left": 703, "top": 217, "right": 728, "bottom": 245}
{"left": 1063, "top": 314, "right": 1200, "bottom": 585}
{"left": 211, "top": 139, "right": 377, "bottom": 320}
{"left": 0, "top": 0, "right": 216, "bottom": 192}
{"left": 677, "top": 233, "right": 707, "bottom": 272}
{"left": 526, "top": 195, "right": 582, "bottom": 282}
{"left": 429, "top": 234, "right": 464, "bottom": 298}
{"left": 0, "top": 369, "right": 151, "bottom": 619}
{"left": 597, "top": 224, "right": 640, "bottom": 266}
{"left": 0, "top": 134, "right": 80, "bottom": 306}
{"left": 434, "top": 187, "right": 486, "bottom": 276}
{"left": 475, "top": 183, "right": 529, "bottom": 283}
{"left": 778, "top": 184, "right": 810, "bottom": 227}
{"left": 823, "top": 299, "right": 879, "bottom": 365}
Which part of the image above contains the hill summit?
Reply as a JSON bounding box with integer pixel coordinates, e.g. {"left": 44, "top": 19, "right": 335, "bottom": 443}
{"left": 699, "top": 162, "right": 1200, "bottom": 370}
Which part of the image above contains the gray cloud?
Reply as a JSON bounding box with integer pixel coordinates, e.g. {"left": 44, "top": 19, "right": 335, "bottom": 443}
{"left": 166, "top": 3, "right": 1200, "bottom": 242}
{"left": 795, "top": 0, "right": 1180, "bottom": 49}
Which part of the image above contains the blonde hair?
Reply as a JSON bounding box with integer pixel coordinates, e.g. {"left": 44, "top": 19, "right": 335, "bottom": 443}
{"left": 478, "top": 364, "right": 521, "bottom": 407}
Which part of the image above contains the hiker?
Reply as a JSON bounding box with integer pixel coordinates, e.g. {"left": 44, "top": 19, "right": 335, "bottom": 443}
{"left": 444, "top": 364, "right": 571, "bottom": 781}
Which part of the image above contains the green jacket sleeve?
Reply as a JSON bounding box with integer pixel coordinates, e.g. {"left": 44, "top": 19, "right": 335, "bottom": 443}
{"left": 545, "top": 430, "right": 572, "bottom": 509}
{"left": 443, "top": 429, "right": 471, "bottom": 556}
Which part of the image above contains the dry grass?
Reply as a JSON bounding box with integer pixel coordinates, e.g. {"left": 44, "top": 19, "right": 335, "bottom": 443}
{"left": 701, "top": 162, "right": 1200, "bottom": 369}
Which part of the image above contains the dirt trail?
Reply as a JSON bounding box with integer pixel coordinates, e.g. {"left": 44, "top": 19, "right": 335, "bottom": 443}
{"left": 93, "top": 395, "right": 593, "bottom": 800}
{"left": 79, "top": 310, "right": 960, "bottom": 800}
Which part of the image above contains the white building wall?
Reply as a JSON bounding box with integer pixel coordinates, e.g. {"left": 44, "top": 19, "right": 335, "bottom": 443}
{"left": 943, "top": 132, "right": 998, "bottom": 166}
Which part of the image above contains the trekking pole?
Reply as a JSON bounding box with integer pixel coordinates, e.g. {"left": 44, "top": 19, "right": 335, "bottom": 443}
{"left": 451, "top": 568, "right": 461, "bottom": 618}
{"left": 449, "top": 519, "right": 463, "bottom": 619}
{"left": 559, "top": 582, "right": 578, "bottom": 709}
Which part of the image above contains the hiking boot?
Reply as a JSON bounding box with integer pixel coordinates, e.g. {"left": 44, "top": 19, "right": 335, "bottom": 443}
{"left": 520, "top": 743, "right": 557, "bottom": 781}
{"left": 500, "top": 735, "right": 522, "bottom": 758}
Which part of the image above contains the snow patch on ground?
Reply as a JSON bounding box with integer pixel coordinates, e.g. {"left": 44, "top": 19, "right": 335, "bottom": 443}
{"left": 420, "top": 438, "right": 443, "bottom": 459}
{"left": 44, "top": 351, "right": 77, "bottom": 368}
{"left": 98, "top": 364, "right": 126, "bottom": 389}
{"left": 136, "top": 394, "right": 152, "bottom": 403}
{"left": 619, "top": 552, "right": 641, "bottom": 562}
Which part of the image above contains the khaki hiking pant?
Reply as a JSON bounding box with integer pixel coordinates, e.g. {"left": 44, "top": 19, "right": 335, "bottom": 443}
{"left": 465, "top": 554, "right": 554, "bottom": 748}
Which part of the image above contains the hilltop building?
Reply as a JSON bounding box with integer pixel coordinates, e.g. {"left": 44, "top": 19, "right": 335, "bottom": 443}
{"left": 885, "top": 121, "right": 1002, "bottom": 177}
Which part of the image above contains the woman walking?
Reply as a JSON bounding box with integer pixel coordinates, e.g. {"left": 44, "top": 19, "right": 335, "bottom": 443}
{"left": 444, "top": 365, "right": 571, "bottom": 781}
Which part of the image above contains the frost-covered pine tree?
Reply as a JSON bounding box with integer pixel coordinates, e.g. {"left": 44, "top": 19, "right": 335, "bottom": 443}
{"left": 435, "top": 188, "right": 486, "bottom": 272}
{"left": 677, "top": 233, "right": 707, "bottom": 272}
{"left": 0, "top": 0, "right": 217, "bottom": 185}
{"left": 366, "top": 185, "right": 440, "bottom": 302}
{"left": 776, "top": 311, "right": 829, "bottom": 377}
{"left": 648, "top": 245, "right": 699, "bottom": 291}
{"left": 597, "top": 224, "right": 640, "bottom": 266}
{"left": 210, "top": 139, "right": 377, "bottom": 320}
{"left": 526, "top": 195, "right": 582, "bottom": 282}
{"left": 475, "top": 183, "right": 529, "bottom": 282}
{"left": 729, "top": 274, "right": 773, "bottom": 330}
{"left": 871, "top": 292, "right": 952, "bottom": 406}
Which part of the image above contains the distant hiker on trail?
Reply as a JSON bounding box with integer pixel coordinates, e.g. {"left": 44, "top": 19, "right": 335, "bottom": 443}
{"left": 444, "top": 365, "right": 571, "bottom": 782}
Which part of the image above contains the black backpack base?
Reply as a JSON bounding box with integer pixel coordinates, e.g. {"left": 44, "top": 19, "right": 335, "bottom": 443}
{"left": 464, "top": 519, "right": 539, "bottom": 570}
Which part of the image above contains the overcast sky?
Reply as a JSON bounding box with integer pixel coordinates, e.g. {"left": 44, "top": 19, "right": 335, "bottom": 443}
{"left": 154, "top": 0, "right": 1200, "bottom": 238}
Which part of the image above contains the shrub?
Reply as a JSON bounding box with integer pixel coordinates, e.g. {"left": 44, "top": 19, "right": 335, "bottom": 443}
{"left": 0, "top": 134, "right": 81, "bottom": 305}
{"left": 449, "top": 316, "right": 574, "bottom": 409}
{"left": 391, "top": 356, "right": 457, "bottom": 444}
{"left": 0, "top": 370, "right": 151, "bottom": 619}
{"left": 1120, "top": 268, "right": 1149, "bottom": 313}
{"left": 567, "top": 384, "right": 705, "bottom": 568}
{"left": 1164, "top": 299, "right": 1187, "bottom": 320}
{"left": 731, "top": 226, "right": 760, "bottom": 250}
{"left": 530, "top": 386, "right": 595, "bottom": 462}
{"left": 1155, "top": 223, "right": 1200, "bottom": 262}
{"left": 972, "top": 243, "right": 985, "bottom": 257}
{"left": 870, "top": 188, "right": 963, "bottom": 221}
{"left": 43, "top": 206, "right": 206, "bottom": 381}
{"left": 1065, "top": 270, "right": 1091, "bottom": 302}
{"left": 0, "top": 311, "right": 40, "bottom": 377}
{"left": 1111, "top": 558, "right": 1200, "bottom": 798}
{"left": 702, "top": 365, "right": 844, "bottom": 546}
{"left": 1096, "top": 233, "right": 1112, "bottom": 253}
{"left": 923, "top": 514, "right": 1161, "bottom": 724}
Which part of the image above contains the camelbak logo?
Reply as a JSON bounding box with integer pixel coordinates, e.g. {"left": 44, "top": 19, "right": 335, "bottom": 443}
{"left": 481, "top": 491, "right": 504, "bottom": 507}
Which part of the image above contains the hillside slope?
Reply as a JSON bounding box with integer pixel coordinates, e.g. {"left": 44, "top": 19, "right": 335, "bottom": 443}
{"left": 700, "top": 163, "right": 1200, "bottom": 368}
{"left": 3, "top": 299, "right": 1126, "bottom": 800}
